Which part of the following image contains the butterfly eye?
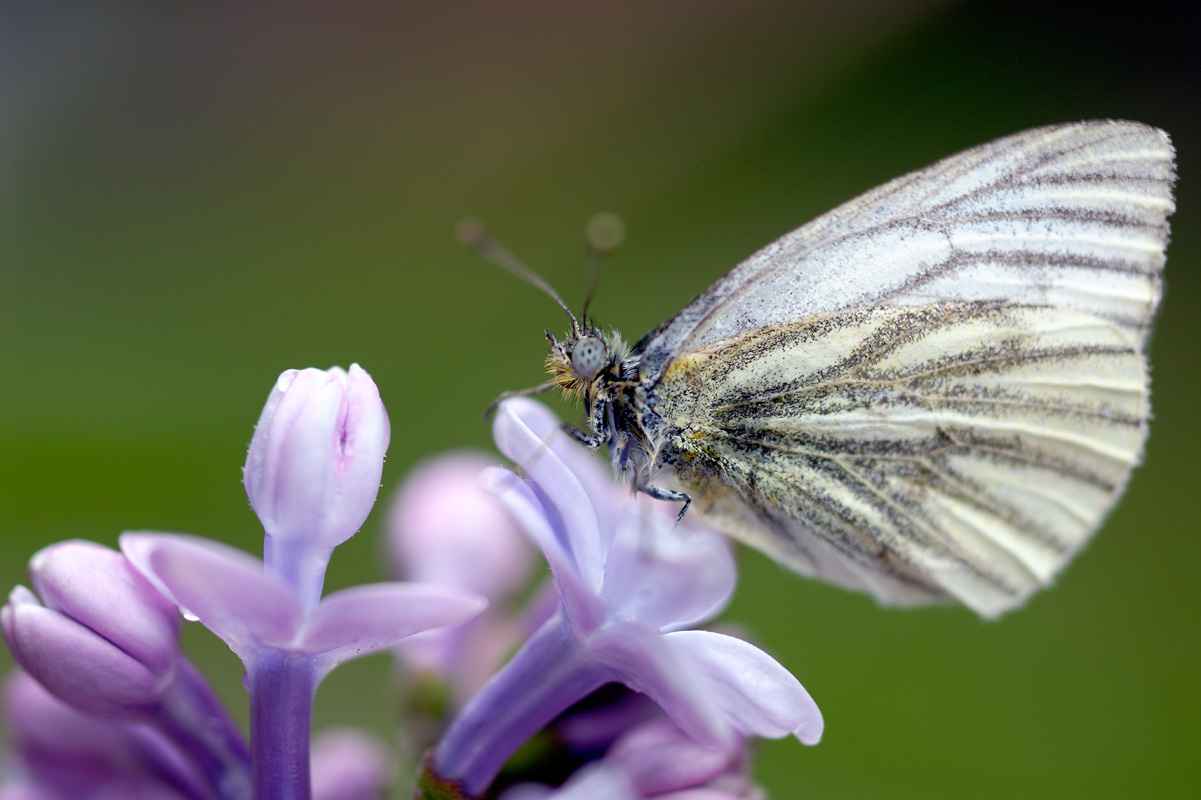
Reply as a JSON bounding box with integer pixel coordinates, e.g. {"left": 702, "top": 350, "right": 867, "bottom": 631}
{"left": 571, "top": 337, "right": 606, "bottom": 378}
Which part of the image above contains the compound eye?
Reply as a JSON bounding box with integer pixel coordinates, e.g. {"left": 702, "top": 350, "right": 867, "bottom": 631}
{"left": 571, "top": 337, "right": 606, "bottom": 378}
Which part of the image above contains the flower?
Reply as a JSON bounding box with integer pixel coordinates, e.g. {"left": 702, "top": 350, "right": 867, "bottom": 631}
{"left": 310, "top": 728, "right": 394, "bottom": 800}
{"left": 386, "top": 452, "right": 540, "bottom": 758}
{"left": 116, "top": 363, "right": 481, "bottom": 800}
{"left": 120, "top": 534, "right": 485, "bottom": 686}
{"left": 387, "top": 451, "right": 537, "bottom": 685}
{"left": 0, "top": 669, "right": 204, "bottom": 800}
{"left": 387, "top": 452, "right": 534, "bottom": 603}
{"left": 428, "top": 399, "right": 822, "bottom": 797}
{"left": 244, "top": 364, "right": 390, "bottom": 611}
{"left": 121, "top": 532, "right": 484, "bottom": 800}
{"left": 1, "top": 541, "right": 181, "bottom": 718}
{"left": 1, "top": 542, "right": 251, "bottom": 800}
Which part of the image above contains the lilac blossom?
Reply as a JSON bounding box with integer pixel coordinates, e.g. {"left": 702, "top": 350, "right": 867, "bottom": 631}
{"left": 118, "top": 366, "right": 485, "bottom": 800}
{"left": 120, "top": 528, "right": 482, "bottom": 800}
{"left": 427, "top": 398, "right": 823, "bottom": 798}
{"left": 309, "top": 728, "right": 393, "bottom": 800}
{"left": 0, "top": 668, "right": 207, "bottom": 800}
{"left": 1, "top": 542, "right": 250, "bottom": 800}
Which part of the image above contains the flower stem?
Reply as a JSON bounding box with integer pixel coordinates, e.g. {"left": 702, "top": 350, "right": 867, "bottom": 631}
{"left": 247, "top": 651, "right": 316, "bottom": 800}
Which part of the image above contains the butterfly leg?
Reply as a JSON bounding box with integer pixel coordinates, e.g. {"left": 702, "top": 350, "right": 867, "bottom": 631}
{"left": 561, "top": 423, "right": 605, "bottom": 450}
{"left": 639, "top": 483, "right": 692, "bottom": 523}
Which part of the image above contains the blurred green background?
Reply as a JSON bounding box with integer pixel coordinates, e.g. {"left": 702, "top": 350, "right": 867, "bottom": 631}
{"left": 2, "top": 2, "right": 1198, "bottom": 797}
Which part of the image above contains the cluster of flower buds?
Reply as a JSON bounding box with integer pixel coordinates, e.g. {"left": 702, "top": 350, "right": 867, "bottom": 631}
{"left": 1, "top": 366, "right": 823, "bottom": 800}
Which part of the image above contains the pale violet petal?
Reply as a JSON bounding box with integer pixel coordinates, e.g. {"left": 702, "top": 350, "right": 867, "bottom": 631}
{"left": 28, "top": 540, "right": 181, "bottom": 676}
{"left": 120, "top": 533, "right": 301, "bottom": 660}
{"left": 481, "top": 468, "right": 606, "bottom": 633}
{"left": 664, "top": 630, "right": 823, "bottom": 745}
{"left": 331, "top": 363, "right": 390, "bottom": 540}
{"left": 588, "top": 622, "right": 733, "bottom": 749}
{"left": 492, "top": 399, "right": 604, "bottom": 591}
{"left": 243, "top": 369, "right": 296, "bottom": 509}
{"left": 2, "top": 597, "right": 165, "bottom": 716}
{"left": 600, "top": 497, "right": 736, "bottom": 632}
{"left": 299, "top": 583, "right": 486, "bottom": 676}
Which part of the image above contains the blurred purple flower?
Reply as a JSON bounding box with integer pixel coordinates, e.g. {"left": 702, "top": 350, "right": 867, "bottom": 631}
{"left": 310, "top": 728, "right": 393, "bottom": 800}
{"left": 1, "top": 543, "right": 249, "bottom": 800}
{"left": 387, "top": 452, "right": 534, "bottom": 601}
{"left": 244, "top": 364, "right": 390, "bottom": 612}
{"left": 429, "top": 399, "right": 822, "bottom": 797}
{"left": 0, "top": 669, "right": 208, "bottom": 800}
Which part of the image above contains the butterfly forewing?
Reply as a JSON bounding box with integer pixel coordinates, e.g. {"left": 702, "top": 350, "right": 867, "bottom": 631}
{"left": 637, "top": 121, "right": 1174, "bottom": 617}
{"left": 639, "top": 121, "right": 1173, "bottom": 380}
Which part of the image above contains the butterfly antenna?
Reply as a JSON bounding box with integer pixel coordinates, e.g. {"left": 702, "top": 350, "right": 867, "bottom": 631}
{"left": 581, "top": 212, "right": 626, "bottom": 321}
{"left": 457, "top": 217, "right": 578, "bottom": 330}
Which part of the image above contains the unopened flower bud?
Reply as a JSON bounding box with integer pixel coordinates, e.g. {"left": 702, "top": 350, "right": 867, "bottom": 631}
{"left": 244, "top": 364, "right": 390, "bottom": 551}
{"left": 1, "top": 542, "right": 182, "bottom": 717}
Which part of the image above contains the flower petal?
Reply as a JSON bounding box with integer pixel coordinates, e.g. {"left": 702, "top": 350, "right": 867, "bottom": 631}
{"left": 492, "top": 399, "right": 604, "bottom": 591}
{"left": 605, "top": 718, "right": 737, "bottom": 797}
{"left": 2, "top": 592, "right": 166, "bottom": 716}
{"left": 299, "top": 582, "right": 486, "bottom": 675}
{"left": 588, "top": 623, "right": 732, "bottom": 748}
{"left": 28, "top": 540, "right": 181, "bottom": 677}
{"left": 121, "top": 534, "right": 301, "bottom": 660}
{"left": 481, "top": 467, "right": 606, "bottom": 633}
{"left": 663, "top": 630, "right": 823, "bottom": 745}
{"left": 600, "top": 497, "right": 735, "bottom": 632}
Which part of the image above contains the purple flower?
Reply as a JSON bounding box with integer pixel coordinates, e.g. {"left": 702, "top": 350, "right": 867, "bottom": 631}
{"left": 120, "top": 534, "right": 484, "bottom": 686}
{"left": 244, "top": 365, "right": 390, "bottom": 611}
{"left": 2, "top": 541, "right": 181, "bottom": 717}
{"left": 1, "top": 668, "right": 211, "bottom": 800}
{"left": 115, "top": 364, "right": 482, "bottom": 800}
{"left": 1, "top": 543, "right": 250, "bottom": 800}
{"left": 387, "top": 452, "right": 534, "bottom": 603}
{"left": 121, "top": 533, "right": 484, "bottom": 800}
{"left": 428, "top": 399, "right": 822, "bottom": 797}
{"left": 310, "top": 728, "right": 393, "bottom": 800}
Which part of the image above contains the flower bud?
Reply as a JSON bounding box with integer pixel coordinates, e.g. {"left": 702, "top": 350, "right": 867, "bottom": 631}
{"left": 244, "top": 364, "right": 390, "bottom": 551}
{"left": 28, "top": 540, "right": 181, "bottom": 676}
{"left": 2, "top": 669, "right": 204, "bottom": 799}
{"left": 2, "top": 591, "right": 175, "bottom": 719}
{"left": 1, "top": 542, "right": 182, "bottom": 718}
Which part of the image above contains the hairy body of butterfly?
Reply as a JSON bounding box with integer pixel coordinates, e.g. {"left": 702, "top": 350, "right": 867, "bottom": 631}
{"left": 541, "top": 120, "right": 1175, "bottom": 619}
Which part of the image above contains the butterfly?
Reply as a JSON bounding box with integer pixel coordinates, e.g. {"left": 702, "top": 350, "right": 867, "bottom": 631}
{"left": 471, "top": 120, "right": 1176, "bottom": 619}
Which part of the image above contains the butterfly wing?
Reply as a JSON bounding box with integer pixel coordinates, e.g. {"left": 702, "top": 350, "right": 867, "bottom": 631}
{"left": 638, "top": 121, "right": 1175, "bottom": 617}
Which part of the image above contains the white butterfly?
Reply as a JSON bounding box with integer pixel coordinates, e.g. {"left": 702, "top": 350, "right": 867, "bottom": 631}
{"left": 484, "top": 120, "right": 1176, "bottom": 619}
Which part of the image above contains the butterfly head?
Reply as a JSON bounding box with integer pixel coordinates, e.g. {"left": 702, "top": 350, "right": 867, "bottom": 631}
{"left": 545, "top": 321, "right": 629, "bottom": 404}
